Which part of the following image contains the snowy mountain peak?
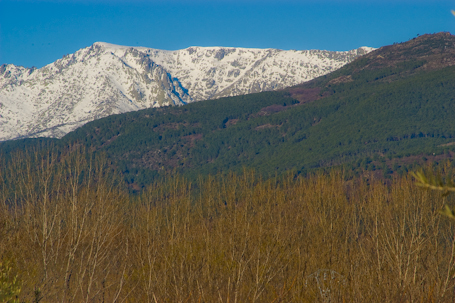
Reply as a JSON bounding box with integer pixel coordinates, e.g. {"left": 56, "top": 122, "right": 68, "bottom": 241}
{"left": 93, "top": 42, "right": 128, "bottom": 49}
{"left": 0, "top": 43, "right": 374, "bottom": 141}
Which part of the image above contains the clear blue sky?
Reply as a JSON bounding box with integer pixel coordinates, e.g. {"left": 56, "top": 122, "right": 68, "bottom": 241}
{"left": 1, "top": 0, "right": 454, "bottom": 68}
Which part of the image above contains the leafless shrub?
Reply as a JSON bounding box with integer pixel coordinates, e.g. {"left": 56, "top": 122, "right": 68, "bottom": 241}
{"left": 1, "top": 149, "right": 455, "bottom": 302}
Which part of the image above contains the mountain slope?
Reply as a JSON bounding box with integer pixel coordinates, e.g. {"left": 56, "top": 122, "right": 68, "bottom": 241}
{"left": 138, "top": 44, "right": 373, "bottom": 101}
{"left": 3, "top": 33, "right": 454, "bottom": 188}
{"left": 0, "top": 43, "right": 373, "bottom": 141}
{"left": 62, "top": 33, "right": 455, "bottom": 184}
{"left": 0, "top": 44, "right": 191, "bottom": 140}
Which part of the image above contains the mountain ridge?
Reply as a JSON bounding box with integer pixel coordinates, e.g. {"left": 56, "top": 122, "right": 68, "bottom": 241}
{"left": 0, "top": 42, "right": 373, "bottom": 141}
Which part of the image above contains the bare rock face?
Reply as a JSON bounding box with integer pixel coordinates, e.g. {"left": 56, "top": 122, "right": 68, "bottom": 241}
{"left": 0, "top": 42, "right": 374, "bottom": 141}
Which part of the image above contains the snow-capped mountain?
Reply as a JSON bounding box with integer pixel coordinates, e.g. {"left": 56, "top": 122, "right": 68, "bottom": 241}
{"left": 0, "top": 42, "right": 374, "bottom": 141}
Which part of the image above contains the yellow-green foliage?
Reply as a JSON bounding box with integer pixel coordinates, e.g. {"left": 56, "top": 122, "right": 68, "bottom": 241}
{"left": 2, "top": 147, "right": 455, "bottom": 302}
{"left": 413, "top": 167, "right": 455, "bottom": 219}
{"left": 0, "top": 260, "right": 21, "bottom": 303}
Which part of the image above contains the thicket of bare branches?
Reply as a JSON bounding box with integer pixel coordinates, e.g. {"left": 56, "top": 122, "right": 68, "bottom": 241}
{"left": 1, "top": 147, "right": 455, "bottom": 302}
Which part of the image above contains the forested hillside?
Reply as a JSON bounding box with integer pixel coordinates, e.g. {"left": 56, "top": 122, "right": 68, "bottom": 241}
{"left": 2, "top": 33, "right": 455, "bottom": 189}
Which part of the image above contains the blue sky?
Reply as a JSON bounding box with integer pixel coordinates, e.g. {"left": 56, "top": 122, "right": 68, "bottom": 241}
{"left": 1, "top": 0, "right": 454, "bottom": 68}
